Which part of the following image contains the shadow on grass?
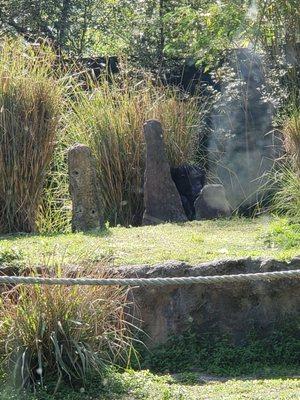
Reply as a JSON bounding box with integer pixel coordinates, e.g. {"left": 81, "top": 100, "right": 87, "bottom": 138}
{"left": 0, "top": 225, "right": 112, "bottom": 241}
{"left": 169, "top": 367, "right": 300, "bottom": 387}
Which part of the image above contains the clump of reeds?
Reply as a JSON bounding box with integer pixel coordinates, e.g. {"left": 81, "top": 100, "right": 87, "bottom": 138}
{"left": 36, "top": 141, "right": 72, "bottom": 234}
{"left": 67, "top": 71, "right": 200, "bottom": 226}
{"left": 0, "top": 266, "right": 134, "bottom": 392}
{"left": 282, "top": 108, "right": 300, "bottom": 170}
{"left": 272, "top": 162, "right": 300, "bottom": 220}
{"left": 272, "top": 109, "right": 300, "bottom": 219}
{"left": 0, "top": 39, "right": 63, "bottom": 233}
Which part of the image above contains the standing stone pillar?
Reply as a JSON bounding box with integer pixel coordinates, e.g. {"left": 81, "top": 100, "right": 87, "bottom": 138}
{"left": 68, "top": 144, "right": 104, "bottom": 232}
{"left": 142, "top": 120, "right": 187, "bottom": 225}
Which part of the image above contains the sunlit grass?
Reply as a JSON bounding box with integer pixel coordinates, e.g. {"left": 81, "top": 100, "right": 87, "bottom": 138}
{"left": 0, "top": 369, "right": 299, "bottom": 399}
{"left": 0, "top": 217, "right": 298, "bottom": 269}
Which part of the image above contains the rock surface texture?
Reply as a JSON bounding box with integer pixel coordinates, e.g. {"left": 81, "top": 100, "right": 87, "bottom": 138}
{"left": 1, "top": 257, "right": 299, "bottom": 347}
{"left": 142, "top": 120, "right": 187, "bottom": 225}
{"left": 68, "top": 143, "right": 103, "bottom": 232}
{"left": 194, "top": 184, "right": 231, "bottom": 220}
{"left": 208, "top": 48, "right": 282, "bottom": 213}
{"left": 116, "top": 258, "right": 300, "bottom": 346}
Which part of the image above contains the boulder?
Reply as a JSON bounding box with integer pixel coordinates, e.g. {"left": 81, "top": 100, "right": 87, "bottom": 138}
{"left": 194, "top": 184, "right": 231, "bottom": 220}
{"left": 142, "top": 120, "right": 187, "bottom": 225}
{"left": 68, "top": 144, "right": 104, "bottom": 232}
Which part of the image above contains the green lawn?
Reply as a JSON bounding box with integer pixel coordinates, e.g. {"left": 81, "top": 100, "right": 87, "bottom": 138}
{"left": 1, "top": 370, "right": 299, "bottom": 400}
{"left": 114, "top": 371, "right": 300, "bottom": 400}
{"left": 0, "top": 217, "right": 299, "bottom": 268}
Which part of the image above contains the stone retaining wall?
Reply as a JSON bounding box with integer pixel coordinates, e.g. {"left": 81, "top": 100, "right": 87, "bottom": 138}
{"left": 116, "top": 258, "right": 300, "bottom": 346}
{"left": 1, "top": 257, "right": 299, "bottom": 347}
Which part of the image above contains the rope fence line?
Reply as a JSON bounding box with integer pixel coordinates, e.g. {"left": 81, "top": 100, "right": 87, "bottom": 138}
{"left": 0, "top": 269, "right": 299, "bottom": 287}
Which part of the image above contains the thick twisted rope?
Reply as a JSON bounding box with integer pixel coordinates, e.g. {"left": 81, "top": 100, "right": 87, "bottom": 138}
{"left": 0, "top": 269, "right": 299, "bottom": 287}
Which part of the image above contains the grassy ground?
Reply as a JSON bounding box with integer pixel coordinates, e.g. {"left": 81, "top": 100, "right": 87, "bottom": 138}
{"left": 0, "top": 217, "right": 299, "bottom": 399}
{"left": 113, "top": 371, "right": 300, "bottom": 400}
{"left": 0, "top": 370, "right": 299, "bottom": 400}
{"left": 1, "top": 217, "right": 300, "bottom": 268}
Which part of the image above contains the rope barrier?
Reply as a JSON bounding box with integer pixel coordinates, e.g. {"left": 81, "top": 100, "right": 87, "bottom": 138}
{"left": 0, "top": 269, "right": 299, "bottom": 287}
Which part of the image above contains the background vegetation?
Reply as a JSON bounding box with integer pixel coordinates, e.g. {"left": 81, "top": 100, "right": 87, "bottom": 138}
{"left": 1, "top": 1, "right": 299, "bottom": 65}
{"left": 0, "top": 1, "right": 299, "bottom": 232}
{"left": 67, "top": 72, "right": 200, "bottom": 226}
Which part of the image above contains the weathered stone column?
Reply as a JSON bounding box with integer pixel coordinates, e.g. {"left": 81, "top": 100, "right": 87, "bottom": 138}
{"left": 142, "top": 120, "right": 187, "bottom": 225}
{"left": 68, "top": 144, "right": 104, "bottom": 232}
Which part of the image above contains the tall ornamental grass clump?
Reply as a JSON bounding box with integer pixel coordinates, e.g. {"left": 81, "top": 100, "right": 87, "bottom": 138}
{"left": 282, "top": 108, "right": 300, "bottom": 170}
{"left": 36, "top": 142, "right": 72, "bottom": 234}
{"left": 272, "top": 109, "right": 300, "bottom": 219}
{"left": 68, "top": 72, "right": 200, "bottom": 226}
{"left": 272, "top": 163, "right": 300, "bottom": 220}
{"left": 0, "top": 39, "right": 63, "bottom": 233}
{"left": 0, "top": 267, "right": 133, "bottom": 392}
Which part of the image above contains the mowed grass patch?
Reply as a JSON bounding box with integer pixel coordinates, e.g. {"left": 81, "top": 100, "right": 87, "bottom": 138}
{"left": 0, "top": 217, "right": 299, "bottom": 268}
{"left": 0, "top": 370, "right": 299, "bottom": 400}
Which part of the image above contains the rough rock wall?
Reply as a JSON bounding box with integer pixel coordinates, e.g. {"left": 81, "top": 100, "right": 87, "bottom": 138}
{"left": 1, "top": 257, "right": 299, "bottom": 348}
{"left": 117, "top": 258, "right": 300, "bottom": 346}
{"left": 208, "top": 49, "right": 282, "bottom": 212}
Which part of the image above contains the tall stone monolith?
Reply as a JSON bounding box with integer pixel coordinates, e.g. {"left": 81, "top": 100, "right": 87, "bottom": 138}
{"left": 142, "top": 120, "right": 187, "bottom": 225}
{"left": 68, "top": 144, "right": 104, "bottom": 232}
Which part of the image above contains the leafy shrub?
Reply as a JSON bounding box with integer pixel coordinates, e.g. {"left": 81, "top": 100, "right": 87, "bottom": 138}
{"left": 0, "top": 267, "right": 134, "bottom": 392}
{"left": 67, "top": 71, "right": 200, "bottom": 226}
{"left": 0, "top": 247, "right": 23, "bottom": 266}
{"left": 0, "top": 39, "right": 63, "bottom": 233}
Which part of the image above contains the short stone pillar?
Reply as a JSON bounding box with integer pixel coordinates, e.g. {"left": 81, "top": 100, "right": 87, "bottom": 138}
{"left": 142, "top": 120, "right": 187, "bottom": 225}
{"left": 194, "top": 184, "right": 231, "bottom": 220}
{"left": 68, "top": 144, "right": 104, "bottom": 232}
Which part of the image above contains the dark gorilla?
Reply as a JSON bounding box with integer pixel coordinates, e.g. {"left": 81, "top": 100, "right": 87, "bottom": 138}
{"left": 171, "top": 164, "right": 206, "bottom": 220}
